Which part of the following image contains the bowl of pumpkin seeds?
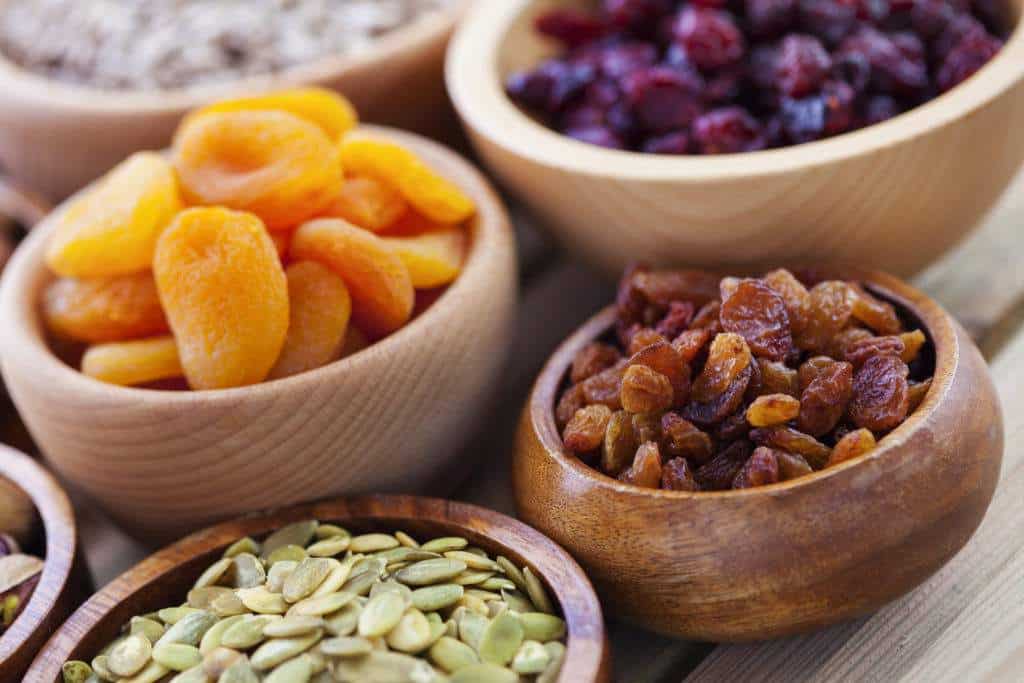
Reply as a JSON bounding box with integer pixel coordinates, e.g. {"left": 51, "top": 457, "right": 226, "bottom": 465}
{"left": 30, "top": 495, "right": 610, "bottom": 682}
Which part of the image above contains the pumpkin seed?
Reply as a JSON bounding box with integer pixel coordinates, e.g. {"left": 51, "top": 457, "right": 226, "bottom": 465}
{"left": 263, "top": 615, "right": 324, "bottom": 638}
{"left": 478, "top": 612, "right": 523, "bottom": 666}
{"left": 537, "top": 642, "right": 566, "bottom": 683}
{"left": 374, "top": 547, "right": 441, "bottom": 565}
{"left": 349, "top": 533, "right": 399, "bottom": 553}
{"left": 223, "top": 537, "right": 260, "bottom": 559}
{"left": 264, "top": 654, "right": 313, "bottom": 683}
{"left": 465, "top": 589, "right": 501, "bottom": 602}
{"left": 211, "top": 591, "right": 248, "bottom": 617}
{"left": 222, "top": 615, "right": 274, "bottom": 649}
{"left": 310, "top": 557, "right": 352, "bottom": 598}
{"left": 396, "top": 559, "right": 467, "bottom": 586}
{"left": 457, "top": 611, "right": 488, "bottom": 652}
{"left": 152, "top": 642, "right": 202, "bottom": 671}
{"left": 187, "top": 586, "right": 234, "bottom": 611}
{"left": 386, "top": 609, "right": 432, "bottom": 653}
{"left": 130, "top": 616, "right": 165, "bottom": 643}
{"left": 0, "top": 554, "right": 43, "bottom": 594}
{"left": 419, "top": 537, "right": 467, "bottom": 554}
{"left": 339, "top": 569, "right": 378, "bottom": 597}
{"left": 500, "top": 588, "right": 535, "bottom": 614}
{"left": 370, "top": 579, "right": 413, "bottom": 602}
{"left": 358, "top": 591, "right": 407, "bottom": 637}
{"left": 288, "top": 590, "right": 356, "bottom": 617}
{"left": 522, "top": 567, "right": 555, "bottom": 615}
{"left": 319, "top": 636, "right": 373, "bottom": 657}
{"left": 479, "top": 577, "right": 516, "bottom": 592}
{"left": 159, "top": 607, "right": 203, "bottom": 624}
{"left": 449, "top": 663, "right": 517, "bottom": 683}
{"left": 331, "top": 650, "right": 442, "bottom": 683}
{"left": 168, "top": 664, "right": 208, "bottom": 683}
{"left": 106, "top": 633, "right": 152, "bottom": 677}
{"left": 266, "top": 561, "right": 297, "bottom": 593}
{"left": 351, "top": 556, "right": 387, "bottom": 578}
{"left": 283, "top": 558, "right": 333, "bottom": 603}
{"left": 218, "top": 655, "right": 260, "bottom": 683}
{"left": 459, "top": 594, "right": 489, "bottom": 616}
{"left": 260, "top": 521, "right": 318, "bottom": 560}
{"left": 394, "top": 531, "right": 419, "bottom": 548}
{"left": 518, "top": 612, "right": 567, "bottom": 642}
{"left": 512, "top": 640, "right": 550, "bottom": 674}
{"left": 193, "top": 558, "right": 232, "bottom": 590}
{"left": 199, "top": 614, "right": 246, "bottom": 655}
{"left": 444, "top": 551, "right": 500, "bottom": 572}
{"left": 314, "top": 524, "right": 349, "bottom": 540}
{"left": 323, "top": 602, "right": 362, "bottom": 636}
{"left": 228, "top": 553, "right": 267, "bottom": 589}
{"left": 250, "top": 630, "right": 322, "bottom": 670}
{"left": 90, "top": 654, "right": 115, "bottom": 681}
{"left": 158, "top": 611, "right": 218, "bottom": 647}
{"left": 487, "top": 601, "right": 508, "bottom": 619}
{"left": 494, "top": 557, "right": 527, "bottom": 594}
{"left": 428, "top": 636, "right": 478, "bottom": 673}
{"left": 453, "top": 570, "right": 495, "bottom": 586}
{"left": 410, "top": 584, "right": 463, "bottom": 612}
{"left": 266, "top": 545, "right": 307, "bottom": 566}
{"left": 237, "top": 587, "right": 288, "bottom": 615}
{"left": 120, "top": 660, "right": 169, "bottom": 683}
{"left": 61, "top": 661, "right": 93, "bottom": 683}
{"left": 201, "top": 646, "right": 242, "bottom": 677}
{"left": 306, "top": 535, "right": 349, "bottom": 558}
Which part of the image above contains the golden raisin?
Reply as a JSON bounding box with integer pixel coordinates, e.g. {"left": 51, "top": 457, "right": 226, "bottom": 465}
{"left": 746, "top": 393, "right": 800, "bottom": 427}
{"left": 383, "top": 229, "right": 465, "bottom": 289}
{"left": 43, "top": 273, "right": 168, "bottom": 343}
{"left": 556, "top": 384, "right": 587, "bottom": 429}
{"left": 776, "top": 451, "right": 813, "bottom": 480}
{"left": 845, "top": 335, "right": 906, "bottom": 367}
{"left": 290, "top": 218, "right": 414, "bottom": 338}
{"left": 81, "top": 336, "right": 182, "bottom": 387}
{"left": 618, "top": 442, "right": 663, "bottom": 489}
{"left": 750, "top": 427, "right": 832, "bottom": 469}
{"left": 563, "top": 404, "right": 613, "bottom": 453}
{"left": 691, "top": 333, "right": 752, "bottom": 402}
{"left": 732, "top": 447, "right": 780, "bottom": 489}
{"left": 173, "top": 110, "right": 341, "bottom": 231}
{"left": 339, "top": 135, "right": 475, "bottom": 225}
{"left": 628, "top": 341, "right": 690, "bottom": 407}
{"left": 661, "top": 457, "right": 699, "bottom": 491}
{"left": 186, "top": 88, "right": 358, "bottom": 141}
{"left": 323, "top": 176, "right": 409, "bottom": 233}
{"left": 268, "top": 261, "right": 352, "bottom": 380}
{"left": 796, "top": 281, "right": 853, "bottom": 353}
{"left": 632, "top": 412, "right": 662, "bottom": 444}
{"left": 797, "top": 359, "right": 853, "bottom": 437}
{"left": 720, "top": 279, "right": 793, "bottom": 361}
{"left": 581, "top": 361, "right": 627, "bottom": 409}
{"left": 571, "top": 342, "right": 622, "bottom": 384}
{"left": 828, "top": 428, "right": 877, "bottom": 466}
{"left": 672, "top": 328, "right": 712, "bottom": 364}
{"left": 694, "top": 440, "right": 752, "bottom": 490}
{"left": 850, "top": 283, "right": 902, "bottom": 335}
{"left": 763, "top": 269, "right": 810, "bottom": 336}
{"left": 154, "top": 208, "right": 289, "bottom": 390}
{"left": 660, "top": 413, "right": 713, "bottom": 463}
{"left": 602, "top": 411, "right": 637, "bottom": 476}
{"left": 756, "top": 359, "right": 799, "bottom": 397}
{"left": 620, "top": 364, "right": 674, "bottom": 414}
{"left": 900, "top": 329, "right": 927, "bottom": 364}
{"left": 46, "top": 153, "right": 181, "bottom": 278}
{"left": 627, "top": 328, "right": 668, "bottom": 355}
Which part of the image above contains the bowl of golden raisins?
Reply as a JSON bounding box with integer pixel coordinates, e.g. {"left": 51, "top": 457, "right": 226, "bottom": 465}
{"left": 0, "top": 89, "right": 517, "bottom": 543}
{"left": 515, "top": 265, "right": 1003, "bottom": 641}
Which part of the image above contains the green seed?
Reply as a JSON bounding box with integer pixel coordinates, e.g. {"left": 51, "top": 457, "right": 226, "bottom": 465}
{"left": 264, "top": 654, "right": 313, "bottom": 683}
{"left": 495, "top": 557, "right": 527, "bottom": 594}
{"left": 420, "top": 537, "right": 468, "bottom": 554}
{"left": 538, "top": 642, "right": 566, "bottom": 683}
{"left": 158, "top": 611, "right": 218, "bottom": 647}
{"left": 262, "top": 615, "right": 325, "bottom": 638}
{"left": 223, "top": 536, "right": 259, "bottom": 559}
{"left": 511, "top": 640, "right": 550, "bottom": 674}
{"left": 118, "top": 660, "right": 169, "bottom": 683}
{"left": 221, "top": 615, "right": 273, "bottom": 649}
{"left": 199, "top": 614, "right": 246, "bottom": 655}
{"left": 266, "top": 561, "right": 297, "bottom": 593}
{"left": 358, "top": 591, "right": 407, "bottom": 637}
{"left": 283, "top": 558, "right": 333, "bottom": 603}
{"left": 192, "top": 558, "right": 231, "bottom": 590}
{"left": 237, "top": 587, "right": 288, "bottom": 615}
{"left": 386, "top": 609, "right": 432, "bottom": 653}
{"left": 479, "top": 577, "right": 517, "bottom": 592}
{"left": 445, "top": 551, "right": 500, "bottom": 572}
{"left": 411, "top": 584, "right": 464, "bottom": 612}
{"left": 522, "top": 567, "right": 555, "bottom": 615}
{"left": 349, "top": 533, "right": 400, "bottom": 553}
{"left": 323, "top": 602, "right": 361, "bottom": 637}
{"left": 158, "top": 607, "right": 203, "bottom": 625}
{"left": 306, "top": 535, "right": 350, "bottom": 558}
{"left": 260, "top": 521, "right": 318, "bottom": 560}
{"left": 314, "top": 524, "right": 349, "bottom": 540}
{"left": 288, "top": 590, "right": 356, "bottom": 617}
{"left": 500, "top": 588, "right": 534, "bottom": 614}
{"left": 478, "top": 612, "right": 523, "bottom": 666}
{"left": 168, "top": 664, "right": 208, "bottom": 683}
{"left": 339, "top": 569, "right": 379, "bottom": 597}
{"left": 151, "top": 642, "right": 202, "bottom": 672}
{"left": 394, "top": 531, "right": 419, "bottom": 548}
{"left": 61, "top": 661, "right": 93, "bottom": 683}
{"left": 450, "top": 663, "right": 517, "bottom": 683}
{"left": 129, "top": 616, "right": 165, "bottom": 643}
{"left": 453, "top": 570, "right": 495, "bottom": 586}
{"left": 250, "top": 630, "right": 322, "bottom": 671}
{"left": 90, "top": 654, "right": 115, "bottom": 681}
{"left": 319, "top": 636, "right": 374, "bottom": 657}
{"left": 331, "top": 651, "right": 441, "bottom": 682}
{"left": 309, "top": 557, "right": 351, "bottom": 598}
{"left": 217, "top": 655, "right": 260, "bottom": 683}
{"left": 396, "top": 559, "right": 467, "bottom": 586}
{"left": 518, "top": 612, "right": 567, "bottom": 642}
{"left": 457, "top": 611, "right": 488, "bottom": 652}
{"left": 226, "top": 553, "right": 266, "bottom": 589}
{"left": 428, "top": 636, "right": 479, "bottom": 673}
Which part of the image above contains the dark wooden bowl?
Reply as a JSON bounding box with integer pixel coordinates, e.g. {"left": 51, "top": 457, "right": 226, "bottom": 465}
{"left": 27, "top": 495, "right": 611, "bottom": 682}
{"left": 0, "top": 445, "right": 91, "bottom": 680}
{"left": 514, "top": 268, "right": 1004, "bottom": 641}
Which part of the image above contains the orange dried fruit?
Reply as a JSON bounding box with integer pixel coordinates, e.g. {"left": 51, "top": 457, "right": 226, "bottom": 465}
{"left": 268, "top": 262, "right": 352, "bottom": 380}
{"left": 186, "top": 88, "right": 358, "bottom": 141}
{"left": 383, "top": 229, "right": 465, "bottom": 289}
{"left": 323, "top": 176, "right": 408, "bottom": 233}
{"left": 745, "top": 393, "right": 800, "bottom": 427}
{"left": 563, "top": 404, "right": 613, "bottom": 453}
{"left": 382, "top": 209, "right": 451, "bottom": 237}
{"left": 45, "top": 153, "right": 181, "bottom": 278}
{"left": 43, "top": 273, "right": 169, "bottom": 343}
{"left": 81, "top": 336, "right": 182, "bottom": 387}
{"left": 339, "top": 135, "right": 475, "bottom": 224}
{"left": 154, "top": 208, "right": 289, "bottom": 390}
{"left": 173, "top": 110, "right": 341, "bottom": 231}
{"left": 271, "top": 231, "right": 293, "bottom": 262}
{"left": 290, "top": 218, "right": 414, "bottom": 338}
{"left": 828, "top": 428, "right": 877, "bottom": 466}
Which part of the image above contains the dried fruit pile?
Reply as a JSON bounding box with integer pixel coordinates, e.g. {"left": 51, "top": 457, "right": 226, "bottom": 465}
{"left": 558, "top": 267, "right": 934, "bottom": 490}
{"left": 506, "top": 0, "right": 1008, "bottom": 153}
{"left": 62, "top": 521, "right": 567, "bottom": 683}
{"left": 0, "top": 476, "right": 42, "bottom": 637}
{"left": 40, "top": 88, "right": 474, "bottom": 390}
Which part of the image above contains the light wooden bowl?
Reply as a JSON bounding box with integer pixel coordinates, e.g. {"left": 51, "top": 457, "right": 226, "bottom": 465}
{"left": 0, "top": 445, "right": 91, "bottom": 680}
{"left": 514, "top": 268, "right": 1004, "bottom": 641}
{"left": 26, "top": 494, "right": 611, "bottom": 682}
{"left": 0, "top": 0, "right": 470, "bottom": 201}
{"left": 0, "top": 126, "right": 517, "bottom": 544}
{"left": 447, "top": 0, "right": 1024, "bottom": 278}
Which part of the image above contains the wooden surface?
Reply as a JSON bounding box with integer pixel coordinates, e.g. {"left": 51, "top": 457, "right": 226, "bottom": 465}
{"left": 0, "top": 126, "right": 517, "bottom": 543}
{"left": 3, "top": 168, "right": 1024, "bottom": 681}
{"left": 447, "top": 0, "right": 1024, "bottom": 278}
{"left": 27, "top": 494, "right": 610, "bottom": 683}
{"left": 514, "top": 270, "right": 1003, "bottom": 641}
{"left": 0, "top": 445, "right": 91, "bottom": 681}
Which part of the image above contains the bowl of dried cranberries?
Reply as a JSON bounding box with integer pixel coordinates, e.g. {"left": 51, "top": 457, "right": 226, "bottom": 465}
{"left": 447, "top": 0, "right": 1024, "bottom": 277}
{"left": 514, "top": 265, "right": 1003, "bottom": 640}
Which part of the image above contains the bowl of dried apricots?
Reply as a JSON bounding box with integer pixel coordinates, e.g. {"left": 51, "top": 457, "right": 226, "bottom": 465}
{"left": 0, "top": 89, "right": 517, "bottom": 543}
{"left": 515, "top": 265, "right": 1003, "bottom": 641}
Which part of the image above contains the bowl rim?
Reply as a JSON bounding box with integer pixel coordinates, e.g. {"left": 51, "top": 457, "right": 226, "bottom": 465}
{"left": 527, "top": 266, "right": 958, "bottom": 499}
{"left": 0, "top": 124, "right": 512, "bottom": 405}
{"left": 446, "top": 0, "right": 1024, "bottom": 181}
{"left": 0, "top": 445, "right": 80, "bottom": 663}
{"left": 28, "top": 494, "right": 608, "bottom": 683}
{"left": 0, "top": 0, "right": 468, "bottom": 114}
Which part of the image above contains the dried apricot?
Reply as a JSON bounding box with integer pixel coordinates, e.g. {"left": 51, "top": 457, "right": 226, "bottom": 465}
{"left": 154, "top": 208, "right": 288, "bottom": 390}
{"left": 271, "top": 231, "right": 293, "bottom": 262}
{"left": 46, "top": 153, "right": 181, "bottom": 278}
{"left": 81, "top": 336, "right": 182, "bottom": 387}
{"left": 383, "top": 229, "right": 465, "bottom": 289}
{"left": 829, "top": 428, "right": 877, "bottom": 465}
{"left": 746, "top": 394, "right": 800, "bottom": 427}
{"left": 732, "top": 447, "right": 780, "bottom": 489}
{"left": 290, "top": 218, "right": 414, "bottom": 338}
{"left": 339, "top": 135, "right": 475, "bottom": 224}
{"left": 571, "top": 343, "right": 622, "bottom": 384}
{"left": 662, "top": 458, "right": 699, "bottom": 491}
{"left": 173, "top": 110, "right": 341, "bottom": 231}
{"left": 43, "top": 273, "right": 168, "bottom": 343}
{"left": 721, "top": 279, "right": 793, "bottom": 361}
{"left": 618, "top": 442, "right": 663, "bottom": 489}
{"left": 186, "top": 88, "right": 358, "bottom": 141}
{"left": 339, "top": 325, "right": 370, "bottom": 360}
{"left": 323, "top": 176, "right": 408, "bottom": 233}
{"left": 620, "top": 364, "right": 674, "bottom": 414}
{"left": 268, "top": 262, "right": 352, "bottom": 380}
{"left": 849, "top": 354, "right": 910, "bottom": 432}
{"left": 563, "top": 405, "right": 613, "bottom": 453}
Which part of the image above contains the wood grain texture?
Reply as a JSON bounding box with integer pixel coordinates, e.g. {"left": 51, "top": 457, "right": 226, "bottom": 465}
{"left": 685, "top": 318, "right": 1024, "bottom": 682}
{"left": 0, "top": 126, "right": 518, "bottom": 543}
{"left": 26, "top": 494, "right": 611, "bottom": 683}
{"left": 447, "top": 0, "right": 1024, "bottom": 278}
{"left": 0, "top": 0, "right": 468, "bottom": 200}
{"left": 0, "top": 445, "right": 91, "bottom": 681}
{"left": 514, "top": 269, "right": 1004, "bottom": 641}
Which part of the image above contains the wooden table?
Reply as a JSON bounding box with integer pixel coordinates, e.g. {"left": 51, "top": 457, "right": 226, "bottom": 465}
{"left": 3, "top": 171, "right": 1024, "bottom": 681}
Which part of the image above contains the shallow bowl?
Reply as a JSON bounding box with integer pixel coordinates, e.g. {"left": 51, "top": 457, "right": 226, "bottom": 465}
{"left": 447, "top": 0, "right": 1024, "bottom": 278}
{"left": 26, "top": 494, "right": 610, "bottom": 682}
{"left": 0, "top": 126, "right": 517, "bottom": 543}
{"left": 514, "top": 268, "right": 1003, "bottom": 641}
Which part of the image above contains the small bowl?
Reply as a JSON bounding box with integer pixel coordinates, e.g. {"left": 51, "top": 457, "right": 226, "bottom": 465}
{"left": 26, "top": 494, "right": 611, "bottom": 682}
{"left": 0, "top": 126, "right": 518, "bottom": 543}
{"left": 0, "top": 0, "right": 469, "bottom": 200}
{"left": 447, "top": 0, "right": 1024, "bottom": 278}
{"left": 514, "top": 268, "right": 1004, "bottom": 641}
{"left": 0, "top": 445, "right": 92, "bottom": 680}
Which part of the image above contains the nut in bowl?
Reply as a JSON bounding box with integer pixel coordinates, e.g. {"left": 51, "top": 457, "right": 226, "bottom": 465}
{"left": 447, "top": 0, "right": 1024, "bottom": 277}
{"left": 515, "top": 266, "right": 1003, "bottom": 640}
{"left": 0, "top": 90, "right": 517, "bottom": 542}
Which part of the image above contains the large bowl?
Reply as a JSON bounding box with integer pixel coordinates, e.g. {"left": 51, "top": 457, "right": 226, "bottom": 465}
{"left": 0, "top": 0, "right": 469, "bottom": 200}
{"left": 0, "top": 126, "right": 517, "bottom": 543}
{"left": 447, "top": 0, "right": 1024, "bottom": 278}
{"left": 514, "top": 268, "right": 1003, "bottom": 641}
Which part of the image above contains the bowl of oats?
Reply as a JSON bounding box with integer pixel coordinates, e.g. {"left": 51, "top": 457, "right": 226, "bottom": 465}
{"left": 0, "top": 0, "right": 469, "bottom": 200}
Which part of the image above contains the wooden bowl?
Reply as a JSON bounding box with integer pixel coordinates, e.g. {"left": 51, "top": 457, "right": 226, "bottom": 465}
{"left": 514, "top": 268, "right": 1004, "bottom": 641}
{"left": 0, "top": 445, "right": 91, "bottom": 680}
{"left": 447, "top": 0, "right": 1024, "bottom": 278}
{"left": 26, "top": 494, "right": 610, "bottom": 682}
{"left": 0, "top": 126, "right": 517, "bottom": 544}
{"left": 0, "top": 0, "right": 469, "bottom": 201}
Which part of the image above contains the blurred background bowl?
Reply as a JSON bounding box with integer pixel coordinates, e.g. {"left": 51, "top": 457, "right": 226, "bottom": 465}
{"left": 447, "top": 0, "right": 1024, "bottom": 278}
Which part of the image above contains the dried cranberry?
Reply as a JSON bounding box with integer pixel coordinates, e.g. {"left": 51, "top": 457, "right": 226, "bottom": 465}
{"left": 861, "top": 94, "right": 902, "bottom": 124}
{"left": 933, "top": 14, "right": 987, "bottom": 61}
{"left": 776, "top": 34, "right": 832, "bottom": 96}
{"left": 780, "top": 95, "right": 826, "bottom": 143}
{"left": 937, "top": 30, "right": 1002, "bottom": 92}
{"left": 693, "top": 107, "right": 765, "bottom": 153}
{"left": 748, "top": 44, "right": 781, "bottom": 90}
{"left": 621, "top": 66, "right": 705, "bottom": 132}
{"left": 642, "top": 131, "right": 693, "bottom": 154}
{"left": 566, "top": 125, "right": 627, "bottom": 149}
{"left": 705, "top": 65, "right": 746, "bottom": 104}
{"left": 604, "top": 0, "right": 673, "bottom": 31}
{"left": 839, "top": 27, "right": 928, "bottom": 95}
{"left": 746, "top": 0, "right": 798, "bottom": 38}
{"left": 822, "top": 80, "right": 857, "bottom": 134}
{"left": 598, "top": 42, "right": 659, "bottom": 79}
{"left": 798, "top": 0, "right": 859, "bottom": 46}
{"left": 830, "top": 52, "right": 872, "bottom": 94}
{"left": 910, "top": 0, "right": 957, "bottom": 38}
{"left": 536, "top": 9, "right": 608, "bottom": 48}
{"left": 672, "top": 7, "right": 746, "bottom": 71}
